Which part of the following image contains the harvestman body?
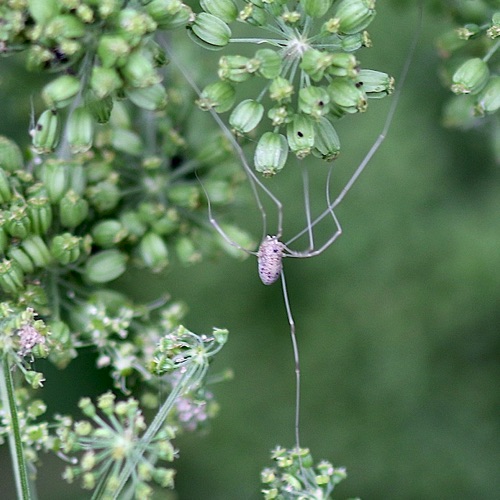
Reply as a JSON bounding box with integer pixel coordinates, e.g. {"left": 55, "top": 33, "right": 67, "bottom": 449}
{"left": 258, "top": 236, "right": 285, "bottom": 285}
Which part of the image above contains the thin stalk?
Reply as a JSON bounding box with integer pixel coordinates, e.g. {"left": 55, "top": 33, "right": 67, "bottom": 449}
{"left": 0, "top": 357, "right": 32, "bottom": 499}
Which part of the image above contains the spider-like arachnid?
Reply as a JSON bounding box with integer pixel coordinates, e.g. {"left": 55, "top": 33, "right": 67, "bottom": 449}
{"left": 161, "top": 10, "right": 421, "bottom": 451}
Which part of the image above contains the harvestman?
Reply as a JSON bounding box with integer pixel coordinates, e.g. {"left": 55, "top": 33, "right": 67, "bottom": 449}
{"left": 161, "top": 10, "right": 421, "bottom": 453}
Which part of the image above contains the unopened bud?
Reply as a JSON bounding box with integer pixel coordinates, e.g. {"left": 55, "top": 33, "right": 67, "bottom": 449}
{"left": 254, "top": 132, "right": 288, "bottom": 176}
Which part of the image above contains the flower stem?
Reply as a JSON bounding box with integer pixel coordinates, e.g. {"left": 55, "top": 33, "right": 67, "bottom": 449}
{"left": 0, "top": 356, "right": 32, "bottom": 499}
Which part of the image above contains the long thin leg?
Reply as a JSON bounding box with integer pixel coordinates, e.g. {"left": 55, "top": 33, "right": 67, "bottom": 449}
{"left": 285, "top": 3, "right": 423, "bottom": 251}
{"left": 280, "top": 270, "right": 301, "bottom": 451}
{"left": 301, "top": 166, "right": 314, "bottom": 252}
{"left": 159, "top": 35, "right": 285, "bottom": 239}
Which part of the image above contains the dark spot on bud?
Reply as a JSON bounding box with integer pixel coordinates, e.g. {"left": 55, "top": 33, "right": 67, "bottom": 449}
{"left": 318, "top": 100, "right": 324, "bottom": 107}
{"left": 356, "top": 81, "right": 363, "bottom": 88}
{"left": 37, "top": 124, "right": 42, "bottom": 131}
{"left": 297, "top": 131, "right": 303, "bottom": 137}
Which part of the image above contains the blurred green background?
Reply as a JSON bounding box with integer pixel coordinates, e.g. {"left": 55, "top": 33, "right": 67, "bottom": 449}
{"left": 1, "top": 3, "right": 499, "bottom": 499}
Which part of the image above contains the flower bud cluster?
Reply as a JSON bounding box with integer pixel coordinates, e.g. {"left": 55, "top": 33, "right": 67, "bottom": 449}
{"left": 261, "top": 446, "right": 351, "bottom": 498}
{"left": 436, "top": 4, "right": 499, "bottom": 129}
{"left": 193, "top": 0, "right": 395, "bottom": 175}
{"left": 0, "top": 0, "right": 194, "bottom": 154}
{"left": 55, "top": 393, "right": 177, "bottom": 496}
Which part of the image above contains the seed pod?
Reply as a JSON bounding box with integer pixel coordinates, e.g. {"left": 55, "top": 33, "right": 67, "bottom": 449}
{"left": 0, "top": 259, "right": 24, "bottom": 294}
{"left": 327, "top": 52, "right": 358, "bottom": 78}
{"left": 84, "top": 250, "right": 127, "bottom": 283}
{"left": 40, "top": 159, "right": 68, "bottom": 203}
{"left": 44, "top": 14, "right": 86, "bottom": 40}
{"left": 300, "top": 49, "right": 334, "bottom": 82}
{"left": 21, "top": 236, "right": 52, "bottom": 268}
{"left": 51, "top": 233, "right": 82, "bottom": 265}
{"left": 287, "top": 114, "right": 315, "bottom": 158}
{"left": 27, "top": 196, "right": 53, "bottom": 235}
{"left": 32, "top": 109, "right": 60, "bottom": 154}
{"left": 67, "top": 107, "right": 94, "bottom": 154}
{"left": 138, "top": 232, "right": 169, "bottom": 272}
{"left": 120, "top": 211, "right": 147, "bottom": 240}
{"left": 298, "top": 86, "right": 330, "bottom": 119}
{"left": 59, "top": 190, "right": 89, "bottom": 228}
{"left": 175, "top": 236, "right": 201, "bottom": 266}
{"left": 167, "top": 184, "right": 199, "bottom": 209}
{"left": 153, "top": 4, "right": 193, "bottom": 30}
{"left": 42, "top": 75, "right": 81, "bottom": 109}
{"left": 28, "top": 0, "right": 60, "bottom": 24}
{"left": 300, "top": 0, "right": 333, "bottom": 18}
{"left": 125, "top": 84, "right": 168, "bottom": 111}
{"left": 145, "top": 0, "right": 183, "bottom": 25}
{"left": 0, "top": 136, "right": 23, "bottom": 172}
{"left": 9, "top": 247, "right": 35, "bottom": 274}
{"left": 254, "top": 132, "right": 288, "bottom": 176}
{"left": 90, "top": 66, "right": 123, "bottom": 99}
{"left": 269, "top": 76, "right": 294, "bottom": 102}
{"left": 218, "top": 55, "right": 259, "bottom": 83}
{"left": 91, "top": 219, "right": 128, "bottom": 248}
{"left": 451, "top": 58, "right": 489, "bottom": 95}
{"left": 229, "top": 99, "right": 264, "bottom": 135}
{"left": 87, "top": 180, "right": 121, "bottom": 213}
{"left": 111, "top": 129, "right": 143, "bottom": 156}
{"left": 189, "top": 12, "right": 231, "bottom": 49}
{"left": 0, "top": 168, "right": 12, "bottom": 204}
{"left": 200, "top": 0, "right": 238, "bottom": 23}
{"left": 313, "top": 117, "right": 340, "bottom": 161}
{"left": 97, "top": 35, "right": 131, "bottom": 68}
{"left": 116, "top": 8, "right": 157, "bottom": 46}
{"left": 333, "top": 0, "right": 376, "bottom": 35}
{"left": 328, "top": 77, "right": 367, "bottom": 112}
{"left": 6, "top": 206, "right": 32, "bottom": 239}
{"left": 197, "top": 81, "right": 235, "bottom": 112}
{"left": 120, "top": 49, "right": 162, "bottom": 88}
{"left": 255, "top": 49, "right": 281, "bottom": 79}
{"left": 356, "top": 69, "right": 394, "bottom": 97}
{"left": 475, "top": 76, "right": 500, "bottom": 115}
{"left": 85, "top": 91, "right": 114, "bottom": 124}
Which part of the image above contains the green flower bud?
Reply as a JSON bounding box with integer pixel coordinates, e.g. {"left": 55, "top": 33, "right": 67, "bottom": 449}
{"left": 68, "top": 163, "right": 87, "bottom": 195}
{"left": 269, "top": 76, "right": 294, "bottom": 102}
{"left": 21, "top": 236, "right": 52, "bottom": 268}
{"left": 116, "top": 9, "right": 156, "bottom": 46}
{"left": 333, "top": 0, "right": 376, "bottom": 35}
{"left": 40, "top": 159, "right": 68, "bottom": 203}
{"left": 298, "top": 86, "right": 330, "bottom": 120}
{"left": 487, "top": 13, "right": 500, "bottom": 39}
{"left": 340, "top": 32, "right": 370, "bottom": 51}
{"left": 254, "top": 132, "right": 288, "bottom": 176}
{"left": 76, "top": 4, "right": 94, "bottom": 23}
{"left": 327, "top": 52, "right": 358, "bottom": 78}
{"left": 218, "top": 55, "right": 257, "bottom": 83}
{"left": 90, "top": 66, "right": 123, "bottom": 99}
{"left": 451, "top": 58, "right": 489, "bottom": 95}
{"left": 167, "top": 184, "right": 199, "bottom": 209}
{"left": 8, "top": 247, "right": 35, "bottom": 274}
{"left": 138, "top": 232, "right": 169, "bottom": 272}
{"left": 287, "top": 114, "right": 315, "bottom": 158}
{"left": 126, "top": 84, "right": 168, "bottom": 111}
{"left": 312, "top": 117, "right": 340, "bottom": 161}
{"left": 151, "top": 209, "right": 179, "bottom": 235}
{"left": 91, "top": 220, "right": 127, "bottom": 248}
{"left": 44, "top": 14, "right": 85, "bottom": 40}
{"left": 301, "top": 0, "right": 333, "bottom": 18}
{"left": 32, "top": 109, "right": 60, "bottom": 154}
{"left": 189, "top": 12, "right": 231, "bottom": 49}
{"left": 357, "top": 69, "right": 394, "bottom": 97}
{"left": 120, "top": 49, "right": 162, "bottom": 88}
{"left": 175, "top": 235, "right": 200, "bottom": 264}
{"left": 255, "top": 49, "right": 281, "bottom": 79}
{"left": 268, "top": 105, "right": 293, "bottom": 126}
{"left": 86, "top": 180, "right": 121, "bottom": 213}
{"left": 28, "top": 0, "right": 60, "bottom": 24}
{"left": 0, "top": 168, "right": 12, "bottom": 204}
{"left": 96, "top": 0, "right": 123, "bottom": 19}
{"left": 85, "top": 91, "right": 114, "bottom": 124}
{"left": 328, "top": 77, "right": 367, "bottom": 112}
{"left": 66, "top": 107, "right": 94, "bottom": 154}
{"left": 59, "top": 190, "right": 89, "bottom": 228}
{"left": 0, "top": 259, "right": 24, "bottom": 294}
{"left": 229, "top": 99, "right": 264, "bottom": 134}
{"left": 50, "top": 233, "right": 82, "bottom": 265}
{"left": 6, "top": 205, "right": 31, "bottom": 239}
{"left": 42, "top": 75, "right": 81, "bottom": 109}
{"left": 475, "top": 76, "right": 500, "bottom": 115}
{"left": 84, "top": 250, "right": 127, "bottom": 283}
{"left": 27, "top": 196, "right": 52, "bottom": 235}
{"left": 97, "top": 35, "right": 131, "bottom": 68}
{"left": 111, "top": 129, "right": 143, "bottom": 156}
{"left": 197, "top": 81, "right": 235, "bottom": 113}
{"left": 200, "top": 0, "right": 238, "bottom": 23}
{"left": 0, "top": 136, "right": 23, "bottom": 172}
